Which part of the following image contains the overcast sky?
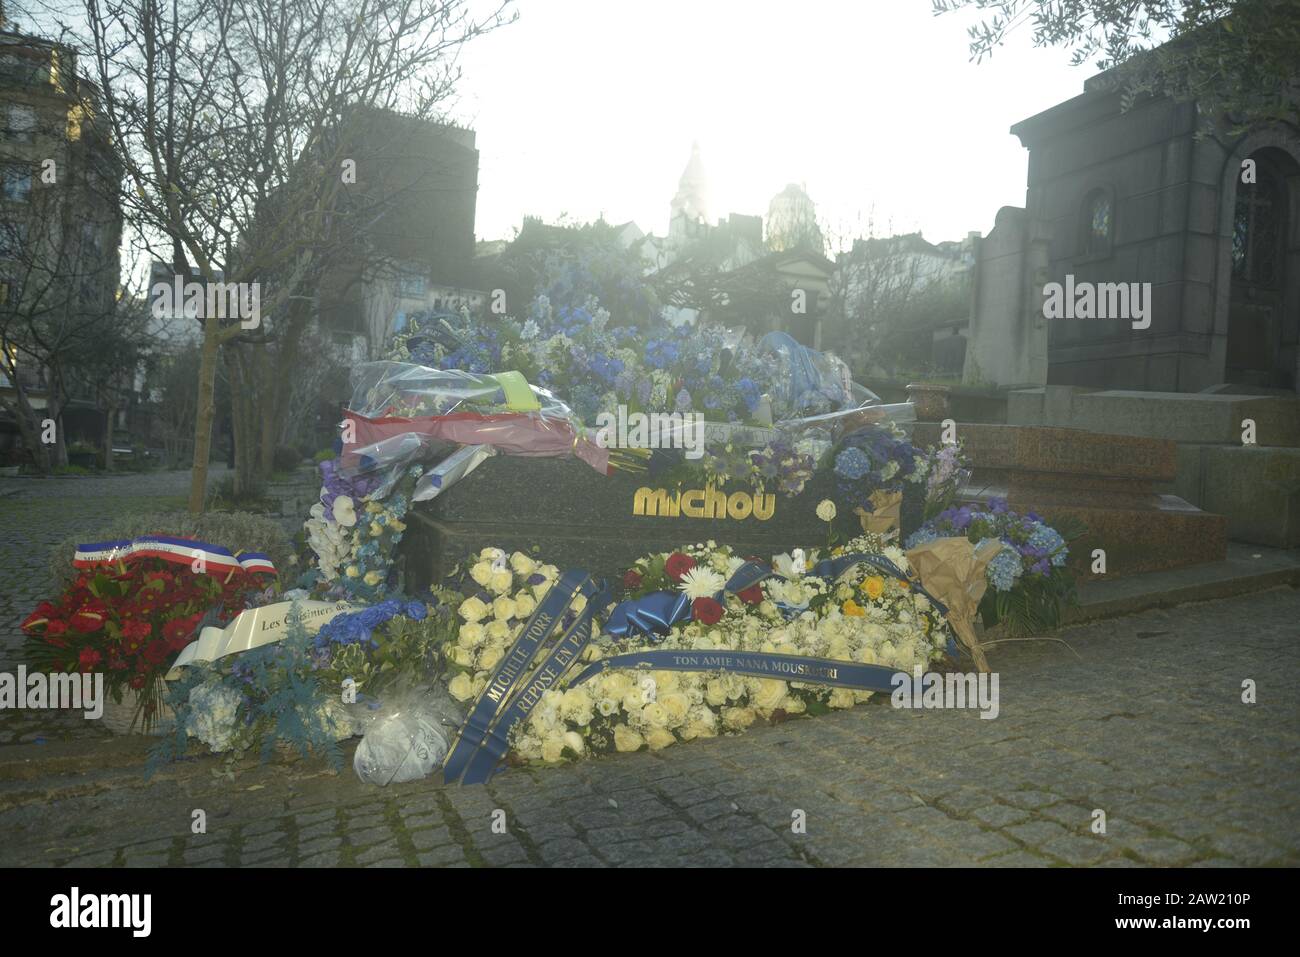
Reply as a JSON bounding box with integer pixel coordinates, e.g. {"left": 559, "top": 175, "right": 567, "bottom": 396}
{"left": 451, "top": 0, "right": 1095, "bottom": 248}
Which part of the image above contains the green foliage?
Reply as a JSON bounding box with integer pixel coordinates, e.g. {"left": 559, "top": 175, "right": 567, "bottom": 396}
{"left": 312, "top": 448, "right": 336, "bottom": 464}
{"left": 978, "top": 565, "right": 1077, "bottom": 636}
{"left": 50, "top": 510, "right": 295, "bottom": 591}
{"left": 933, "top": 0, "right": 1299, "bottom": 133}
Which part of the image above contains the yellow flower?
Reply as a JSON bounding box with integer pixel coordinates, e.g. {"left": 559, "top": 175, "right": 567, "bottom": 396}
{"left": 363, "top": 570, "right": 382, "bottom": 586}
{"left": 369, "top": 521, "right": 383, "bottom": 538}
{"left": 862, "top": 576, "right": 885, "bottom": 601}
{"left": 842, "top": 599, "right": 866, "bottom": 617}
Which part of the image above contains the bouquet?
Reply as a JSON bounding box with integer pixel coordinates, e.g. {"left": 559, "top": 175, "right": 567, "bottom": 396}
{"left": 906, "top": 499, "right": 1076, "bottom": 636}
{"left": 151, "top": 593, "right": 460, "bottom": 769}
{"left": 22, "top": 553, "right": 272, "bottom": 729}
{"left": 832, "top": 425, "right": 928, "bottom": 511}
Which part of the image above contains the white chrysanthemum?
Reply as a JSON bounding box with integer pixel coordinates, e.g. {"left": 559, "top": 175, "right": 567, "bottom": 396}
{"left": 678, "top": 566, "right": 725, "bottom": 600}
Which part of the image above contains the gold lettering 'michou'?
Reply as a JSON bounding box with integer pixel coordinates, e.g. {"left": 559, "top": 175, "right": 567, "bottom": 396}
{"left": 632, "top": 486, "right": 775, "bottom": 521}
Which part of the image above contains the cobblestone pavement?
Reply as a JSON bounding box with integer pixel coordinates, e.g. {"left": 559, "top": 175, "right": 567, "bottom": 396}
{"left": 0, "top": 466, "right": 316, "bottom": 745}
{"left": 0, "top": 586, "right": 1296, "bottom": 867}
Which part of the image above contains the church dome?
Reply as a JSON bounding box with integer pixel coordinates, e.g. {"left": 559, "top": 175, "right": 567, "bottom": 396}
{"left": 766, "top": 183, "right": 823, "bottom": 253}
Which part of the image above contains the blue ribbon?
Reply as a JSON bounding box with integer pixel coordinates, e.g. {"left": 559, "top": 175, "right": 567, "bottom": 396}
{"left": 442, "top": 569, "right": 589, "bottom": 785}
{"left": 459, "top": 579, "right": 611, "bottom": 785}
{"left": 604, "top": 591, "right": 691, "bottom": 639}
{"left": 571, "top": 649, "right": 906, "bottom": 693}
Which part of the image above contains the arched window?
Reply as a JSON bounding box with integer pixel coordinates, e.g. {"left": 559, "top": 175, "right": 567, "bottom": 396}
{"left": 1080, "top": 188, "right": 1114, "bottom": 258}
{"left": 1232, "top": 165, "right": 1281, "bottom": 286}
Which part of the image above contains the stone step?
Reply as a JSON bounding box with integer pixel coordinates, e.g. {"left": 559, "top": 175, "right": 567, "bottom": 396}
{"left": 1167, "top": 445, "right": 1300, "bottom": 548}
{"left": 1008, "top": 387, "right": 1300, "bottom": 447}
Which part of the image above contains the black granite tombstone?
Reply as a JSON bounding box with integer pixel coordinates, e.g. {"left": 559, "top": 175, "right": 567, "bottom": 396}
{"left": 400, "top": 456, "right": 923, "bottom": 590}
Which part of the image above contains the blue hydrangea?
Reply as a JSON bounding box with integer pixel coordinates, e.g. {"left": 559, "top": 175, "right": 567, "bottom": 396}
{"left": 1028, "top": 523, "right": 1067, "bottom": 566}
{"left": 986, "top": 544, "right": 1023, "bottom": 592}
{"left": 834, "top": 446, "right": 872, "bottom": 481}
{"left": 905, "top": 527, "right": 938, "bottom": 550}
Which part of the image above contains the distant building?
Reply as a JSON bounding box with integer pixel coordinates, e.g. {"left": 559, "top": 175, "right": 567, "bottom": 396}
{"left": 0, "top": 25, "right": 123, "bottom": 465}
{"left": 315, "top": 110, "right": 484, "bottom": 359}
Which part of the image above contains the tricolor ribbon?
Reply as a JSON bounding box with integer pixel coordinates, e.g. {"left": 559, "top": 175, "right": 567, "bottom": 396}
{"left": 74, "top": 536, "right": 277, "bottom": 577}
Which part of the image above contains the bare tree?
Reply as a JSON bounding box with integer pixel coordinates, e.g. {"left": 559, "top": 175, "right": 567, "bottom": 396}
{"left": 77, "top": 0, "right": 514, "bottom": 511}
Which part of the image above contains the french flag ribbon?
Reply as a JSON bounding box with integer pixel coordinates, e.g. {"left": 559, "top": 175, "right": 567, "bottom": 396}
{"left": 73, "top": 535, "right": 277, "bottom": 577}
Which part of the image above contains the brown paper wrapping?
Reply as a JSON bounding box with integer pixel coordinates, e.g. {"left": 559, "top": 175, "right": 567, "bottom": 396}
{"left": 854, "top": 489, "right": 903, "bottom": 539}
{"left": 904, "top": 537, "right": 1003, "bottom": 673}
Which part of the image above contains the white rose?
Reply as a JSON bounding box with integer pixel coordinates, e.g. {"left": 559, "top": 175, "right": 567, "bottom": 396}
{"left": 457, "top": 622, "right": 485, "bottom": 649}
{"left": 458, "top": 596, "right": 488, "bottom": 623}
{"left": 640, "top": 701, "right": 669, "bottom": 729}
{"left": 492, "top": 596, "right": 517, "bottom": 621}
{"left": 489, "top": 570, "right": 513, "bottom": 595}
{"left": 478, "top": 644, "right": 505, "bottom": 671}
{"left": 752, "top": 678, "right": 787, "bottom": 711}
{"left": 613, "top": 725, "right": 644, "bottom": 752}
{"left": 660, "top": 692, "right": 690, "bottom": 725}
{"left": 509, "top": 552, "right": 537, "bottom": 577}
{"left": 513, "top": 593, "right": 536, "bottom": 617}
{"left": 722, "top": 706, "right": 756, "bottom": 730}
{"left": 828, "top": 689, "right": 856, "bottom": 709}
{"left": 469, "top": 561, "right": 493, "bottom": 587}
{"left": 645, "top": 727, "right": 676, "bottom": 751}
{"left": 447, "top": 673, "right": 475, "bottom": 702}
{"left": 704, "top": 679, "right": 728, "bottom": 707}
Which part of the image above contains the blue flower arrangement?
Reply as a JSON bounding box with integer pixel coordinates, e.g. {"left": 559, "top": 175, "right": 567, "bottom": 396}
{"left": 906, "top": 498, "right": 1077, "bottom": 635}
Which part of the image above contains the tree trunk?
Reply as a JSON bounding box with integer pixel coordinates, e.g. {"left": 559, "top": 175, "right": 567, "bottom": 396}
{"left": 258, "top": 345, "right": 276, "bottom": 476}
{"left": 2, "top": 383, "right": 51, "bottom": 474}
{"left": 225, "top": 345, "right": 259, "bottom": 498}
{"left": 188, "top": 316, "right": 222, "bottom": 514}
{"left": 102, "top": 399, "right": 118, "bottom": 472}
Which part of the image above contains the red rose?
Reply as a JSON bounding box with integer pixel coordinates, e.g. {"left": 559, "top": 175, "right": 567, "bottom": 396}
{"left": 128, "top": 674, "right": 146, "bottom": 690}
{"left": 737, "top": 585, "right": 764, "bottom": 605}
{"left": 665, "top": 552, "right": 697, "bottom": 583}
{"left": 107, "top": 654, "right": 129, "bottom": 671}
{"left": 78, "top": 647, "right": 103, "bottom": 672}
{"left": 142, "top": 639, "right": 171, "bottom": 666}
{"left": 622, "top": 569, "right": 643, "bottom": 588}
{"left": 691, "top": 597, "right": 724, "bottom": 626}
